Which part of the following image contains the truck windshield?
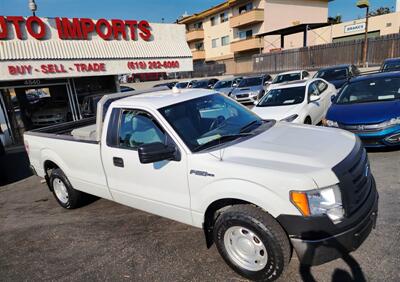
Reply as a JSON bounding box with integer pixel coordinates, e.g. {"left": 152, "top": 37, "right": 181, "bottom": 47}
{"left": 257, "top": 87, "right": 305, "bottom": 107}
{"left": 159, "top": 94, "right": 263, "bottom": 152}
{"left": 336, "top": 77, "right": 400, "bottom": 104}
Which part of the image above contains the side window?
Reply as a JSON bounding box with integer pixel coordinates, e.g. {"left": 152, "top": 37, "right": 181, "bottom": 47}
{"left": 118, "top": 110, "right": 165, "bottom": 149}
{"left": 308, "top": 82, "right": 320, "bottom": 97}
{"left": 302, "top": 71, "right": 310, "bottom": 79}
{"left": 317, "top": 80, "right": 328, "bottom": 93}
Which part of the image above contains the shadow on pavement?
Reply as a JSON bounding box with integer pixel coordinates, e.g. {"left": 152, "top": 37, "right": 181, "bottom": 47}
{"left": 298, "top": 231, "right": 366, "bottom": 282}
{"left": 0, "top": 150, "right": 32, "bottom": 187}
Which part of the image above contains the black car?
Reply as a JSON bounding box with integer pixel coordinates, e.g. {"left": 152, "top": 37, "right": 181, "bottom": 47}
{"left": 192, "top": 78, "right": 219, "bottom": 89}
{"left": 380, "top": 58, "right": 400, "bottom": 72}
{"left": 153, "top": 81, "right": 178, "bottom": 89}
{"left": 314, "top": 64, "right": 360, "bottom": 89}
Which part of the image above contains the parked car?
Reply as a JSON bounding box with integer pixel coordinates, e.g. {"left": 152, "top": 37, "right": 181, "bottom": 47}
{"left": 324, "top": 71, "right": 400, "bottom": 147}
{"left": 253, "top": 79, "right": 336, "bottom": 124}
{"left": 213, "top": 77, "right": 242, "bottom": 95}
{"left": 24, "top": 88, "right": 378, "bottom": 282}
{"left": 267, "top": 70, "right": 310, "bottom": 91}
{"left": 175, "top": 80, "right": 198, "bottom": 89}
{"left": 31, "top": 98, "right": 71, "bottom": 127}
{"left": 153, "top": 81, "right": 178, "bottom": 89}
{"left": 127, "top": 72, "right": 167, "bottom": 83}
{"left": 230, "top": 74, "right": 272, "bottom": 104}
{"left": 120, "top": 86, "right": 135, "bottom": 92}
{"left": 314, "top": 64, "right": 360, "bottom": 90}
{"left": 380, "top": 57, "right": 400, "bottom": 72}
{"left": 192, "top": 78, "right": 219, "bottom": 89}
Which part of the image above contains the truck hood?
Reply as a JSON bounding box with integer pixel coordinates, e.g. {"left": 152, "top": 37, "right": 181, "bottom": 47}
{"left": 252, "top": 104, "right": 303, "bottom": 121}
{"left": 219, "top": 122, "right": 356, "bottom": 187}
{"left": 327, "top": 100, "right": 400, "bottom": 125}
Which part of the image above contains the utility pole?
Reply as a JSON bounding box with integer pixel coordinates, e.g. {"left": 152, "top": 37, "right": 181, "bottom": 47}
{"left": 28, "top": 0, "right": 37, "bottom": 16}
{"left": 357, "top": 0, "right": 370, "bottom": 67}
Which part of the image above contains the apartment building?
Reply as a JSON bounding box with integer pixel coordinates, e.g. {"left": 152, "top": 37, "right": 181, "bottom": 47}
{"left": 178, "top": 0, "right": 331, "bottom": 74}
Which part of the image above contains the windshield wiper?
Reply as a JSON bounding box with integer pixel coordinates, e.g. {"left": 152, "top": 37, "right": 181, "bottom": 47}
{"left": 240, "top": 120, "right": 262, "bottom": 133}
{"left": 193, "top": 133, "right": 253, "bottom": 152}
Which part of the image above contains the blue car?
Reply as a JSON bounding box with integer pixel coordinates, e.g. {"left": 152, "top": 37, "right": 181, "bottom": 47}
{"left": 324, "top": 71, "right": 400, "bottom": 147}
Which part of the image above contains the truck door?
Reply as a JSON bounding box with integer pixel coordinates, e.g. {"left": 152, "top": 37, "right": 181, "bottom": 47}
{"left": 101, "top": 108, "right": 192, "bottom": 225}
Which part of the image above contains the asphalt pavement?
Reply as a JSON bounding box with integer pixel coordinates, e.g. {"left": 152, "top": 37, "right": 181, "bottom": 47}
{"left": 0, "top": 149, "right": 399, "bottom": 281}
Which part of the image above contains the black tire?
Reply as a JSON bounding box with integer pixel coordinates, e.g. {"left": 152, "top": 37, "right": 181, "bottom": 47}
{"left": 49, "top": 168, "right": 85, "bottom": 209}
{"left": 304, "top": 117, "right": 312, "bottom": 125}
{"left": 134, "top": 77, "right": 141, "bottom": 83}
{"left": 213, "top": 204, "right": 291, "bottom": 282}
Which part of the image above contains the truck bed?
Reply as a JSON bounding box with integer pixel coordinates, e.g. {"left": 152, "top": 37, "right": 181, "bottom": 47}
{"left": 25, "top": 117, "right": 98, "bottom": 143}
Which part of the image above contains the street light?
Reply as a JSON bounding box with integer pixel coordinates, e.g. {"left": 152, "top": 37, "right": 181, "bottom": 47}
{"left": 357, "top": 0, "right": 370, "bottom": 67}
{"left": 28, "top": 0, "right": 37, "bottom": 16}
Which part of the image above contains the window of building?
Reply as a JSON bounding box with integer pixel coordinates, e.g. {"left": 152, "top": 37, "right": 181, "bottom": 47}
{"left": 239, "top": 3, "right": 253, "bottom": 14}
{"left": 239, "top": 29, "right": 253, "bottom": 40}
{"left": 195, "top": 42, "right": 204, "bottom": 51}
{"left": 193, "top": 22, "right": 203, "bottom": 29}
{"left": 221, "top": 36, "right": 230, "bottom": 46}
{"left": 212, "top": 38, "right": 218, "bottom": 48}
{"left": 220, "top": 12, "right": 228, "bottom": 23}
{"left": 210, "top": 16, "right": 218, "bottom": 26}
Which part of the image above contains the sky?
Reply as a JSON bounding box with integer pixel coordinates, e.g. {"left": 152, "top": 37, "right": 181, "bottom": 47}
{"left": 0, "top": 0, "right": 397, "bottom": 23}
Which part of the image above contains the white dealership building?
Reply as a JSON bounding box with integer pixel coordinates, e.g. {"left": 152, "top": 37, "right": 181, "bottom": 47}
{"left": 0, "top": 16, "right": 192, "bottom": 148}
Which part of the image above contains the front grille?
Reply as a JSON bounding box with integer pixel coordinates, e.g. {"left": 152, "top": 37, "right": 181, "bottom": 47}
{"left": 236, "top": 94, "right": 249, "bottom": 99}
{"left": 339, "top": 123, "right": 387, "bottom": 134}
{"left": 332, "top": 139, "right": 372, "bottom": 216}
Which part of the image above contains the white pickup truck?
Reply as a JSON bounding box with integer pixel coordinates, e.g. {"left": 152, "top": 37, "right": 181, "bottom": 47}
{"left": 25, "top": 88, "right": 378, "bottom": 281}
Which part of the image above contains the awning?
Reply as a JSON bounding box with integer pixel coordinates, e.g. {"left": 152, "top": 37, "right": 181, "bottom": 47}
{"left": 0, "top": 17, "right": 193, "bottom": 81}
{"left": 256, "top": 23, "right": 331, "bottom": 48}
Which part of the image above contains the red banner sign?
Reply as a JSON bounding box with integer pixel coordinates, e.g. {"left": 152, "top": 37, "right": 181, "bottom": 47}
{"left": 0, "top": 16, "right": 152, "bottom": 41}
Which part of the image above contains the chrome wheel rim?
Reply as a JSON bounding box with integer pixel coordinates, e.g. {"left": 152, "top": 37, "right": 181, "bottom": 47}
{"left": 53, "top": 178, "right": 69, "bottom": 204}
{"left": 224, "top": 226, "right": 268, "bottom": 271}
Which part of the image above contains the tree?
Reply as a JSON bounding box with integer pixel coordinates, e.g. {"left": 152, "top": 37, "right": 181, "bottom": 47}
{"left": 328, "top": 15, "right": 342, "bottom": 24}
{"left": 368, "top": 6, "right": 393, "bottom": 17}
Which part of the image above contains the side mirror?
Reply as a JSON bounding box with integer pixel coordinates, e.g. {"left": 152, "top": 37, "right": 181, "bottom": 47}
{"left": 309, "top": 95, "right": 320, "bottom": 102}
{"left": 138, "top": 142, "right": 179, "bottom": 164}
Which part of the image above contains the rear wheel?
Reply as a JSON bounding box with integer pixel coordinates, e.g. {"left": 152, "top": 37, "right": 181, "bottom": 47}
{"left": 213, "top": 205, "right": 291, "bottom": 281}
{"left": 49, "top": 168, "right": 85, "bottom": 209}
{"left": 304, "top": 117, "right": 312, "bottom": 125}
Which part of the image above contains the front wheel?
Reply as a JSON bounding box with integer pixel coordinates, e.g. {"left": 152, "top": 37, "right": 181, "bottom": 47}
{"left": 213, "top": 205, "right": 291, "bottom": 281}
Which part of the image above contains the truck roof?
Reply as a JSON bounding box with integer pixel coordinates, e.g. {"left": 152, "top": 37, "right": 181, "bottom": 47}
{"left": 113, "top": 88, "right": 216, "bottom": 109}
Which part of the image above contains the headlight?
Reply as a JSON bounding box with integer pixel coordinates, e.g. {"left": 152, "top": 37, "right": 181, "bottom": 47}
{"left": 323, "top": 119, "right": 339, "bottom": 127}
{"left": 281, "top": 114, "right": 298, "bottom": 122}
{"left": 290, "top": 185, "right": 344, "bottom": 223}
{"left": 380, "top": 117, "right": 400, "bottom": 127}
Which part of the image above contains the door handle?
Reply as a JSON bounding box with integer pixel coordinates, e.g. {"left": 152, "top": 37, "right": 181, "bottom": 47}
{"left": 113, "top": 157, "right": 124, "bottom": 168}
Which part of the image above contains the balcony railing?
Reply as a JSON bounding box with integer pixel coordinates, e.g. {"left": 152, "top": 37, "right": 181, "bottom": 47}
{"left": 192, "top": 50, "right": 206, "bottom": 60}
{"left": 186, "top": 29, "right": 204, "bottom": 42}
{"left": 231, "top": 36, "right": 263, "bottom": 53}
{"left": 230, "top": 9, "right": 264, "bottom": 28}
